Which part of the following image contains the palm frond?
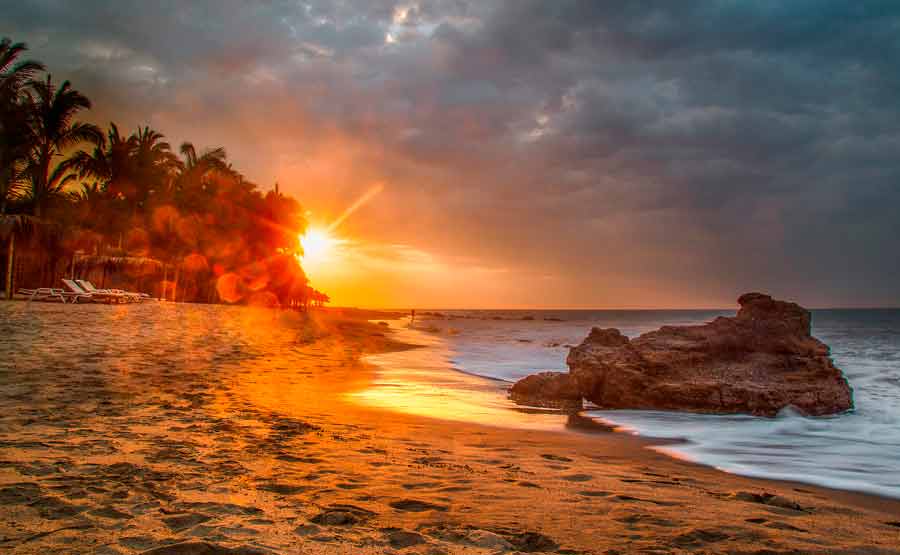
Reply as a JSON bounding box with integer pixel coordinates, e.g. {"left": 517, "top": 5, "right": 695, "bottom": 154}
{"left": 57, "top": 121, "right": 103, "bottom": 150}
{"left": 0, "top": 38, "right": 45, "bottom": 94}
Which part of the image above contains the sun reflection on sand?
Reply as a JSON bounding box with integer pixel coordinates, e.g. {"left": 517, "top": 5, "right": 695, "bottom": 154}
{"left": 352, "top": 321, "right": 569, "bottom": 431}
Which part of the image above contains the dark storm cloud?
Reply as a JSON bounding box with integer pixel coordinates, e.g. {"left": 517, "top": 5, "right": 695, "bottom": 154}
{"left": 2, "top": 0, "right": 899, "bottom": 306}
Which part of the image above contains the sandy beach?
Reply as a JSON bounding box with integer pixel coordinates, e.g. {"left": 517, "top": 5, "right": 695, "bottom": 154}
{"left": 2, "top": 302, "right": 899, "bottom": 555}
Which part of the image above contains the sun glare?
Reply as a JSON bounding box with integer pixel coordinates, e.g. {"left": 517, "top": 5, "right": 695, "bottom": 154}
{"left": 299, "top": 227, "right": 336, "bottom": 264}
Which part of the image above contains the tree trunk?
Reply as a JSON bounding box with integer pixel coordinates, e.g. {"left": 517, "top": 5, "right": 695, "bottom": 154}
{"left": 4, "top": 234, "right": 13, "bottom": 300}
{"left": 161, "top": 264, "right": 168, "bottom": 300}
{"left": 172, "top": 264, "right": 180, "bottom": 303}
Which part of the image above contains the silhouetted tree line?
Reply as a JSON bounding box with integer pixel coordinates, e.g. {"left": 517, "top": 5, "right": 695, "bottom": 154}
{"left": 0, "top": 37, "right": 327, "bottom": 307}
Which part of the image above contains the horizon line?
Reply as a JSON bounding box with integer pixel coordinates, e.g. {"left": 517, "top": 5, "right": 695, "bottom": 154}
{"left": 332, "top": 305, "right": 900, "bottom": 312}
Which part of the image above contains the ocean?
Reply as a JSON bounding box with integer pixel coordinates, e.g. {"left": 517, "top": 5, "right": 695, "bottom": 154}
{"left": 358, "top": 309, "right": 900, "bottom": 499}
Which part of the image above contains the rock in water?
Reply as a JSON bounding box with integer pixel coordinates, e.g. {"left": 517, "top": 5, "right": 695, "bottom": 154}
{"left": 514, "top": 293, "right": 853, "bottom": 417}
{"left": 508, "top": 371, "right": 583, "bottom": 412}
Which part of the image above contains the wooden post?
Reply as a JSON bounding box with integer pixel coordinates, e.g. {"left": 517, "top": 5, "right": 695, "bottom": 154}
{"left": 4, "top": 234, "right": 13, "bottom": 300}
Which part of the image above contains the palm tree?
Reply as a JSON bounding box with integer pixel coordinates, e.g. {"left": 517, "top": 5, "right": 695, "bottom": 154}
{"left": 71, "top": 123, "right": 137, "bottom": 196}
{"left": 66, "top": 182, "right": 109, "bottom": 256}
{"left": 174, "top": 142, "right": 230, "bottom": 211}
{"left": 180, "top": 142, "right": 227, "bottom": 171}
{"left": 0, "top": 38, "right": 45, "bottom": 298}
{"left": 69, "top": 122, "right": 140, "bottom": 249}
{"left": 22, "top": 75, "right": 101, "bottom": 217}
{"left": 0, "top": 38, "right": 44, "bottom": 98}
{"left": 0, "top": 38, "right": 45, "bottom": 215}
{"left": 22, "top": 160, "right": 78, "bottom": 209}
{"left": 130, "top": 126, "right": 179, "bottom": 212}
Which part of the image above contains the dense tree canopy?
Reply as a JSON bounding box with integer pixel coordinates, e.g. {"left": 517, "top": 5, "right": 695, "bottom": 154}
{"left": 0, "top": 37, "right": 323, "bottom": 307}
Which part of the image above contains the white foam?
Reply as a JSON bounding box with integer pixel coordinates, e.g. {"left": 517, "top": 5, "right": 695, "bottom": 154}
{"left": 407, "top": 309, "right": 900, "bottom": 499}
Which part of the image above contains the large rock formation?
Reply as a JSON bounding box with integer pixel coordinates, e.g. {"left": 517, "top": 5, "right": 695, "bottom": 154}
{"left": 511, "top": 293, "right": 853, "bottom": 417}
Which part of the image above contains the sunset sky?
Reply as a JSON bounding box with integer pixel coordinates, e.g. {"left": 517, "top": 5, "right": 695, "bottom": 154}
{"left": 4, "top": 1, "right": 900, "bottom": 308}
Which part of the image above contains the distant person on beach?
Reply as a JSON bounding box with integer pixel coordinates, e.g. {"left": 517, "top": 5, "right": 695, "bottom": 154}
{"left": 410, "top": 309, "right": 416, "bottom": 324}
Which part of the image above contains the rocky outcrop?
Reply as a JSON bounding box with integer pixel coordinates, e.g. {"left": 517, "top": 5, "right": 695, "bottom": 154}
{"left": 508, "top": 371, "right": 583, "bottom": 412}
{"left": 511, "top": 293, "right": 853, "bottom": 417}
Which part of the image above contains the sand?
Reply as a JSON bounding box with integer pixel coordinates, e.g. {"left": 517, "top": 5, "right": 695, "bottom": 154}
{"left": 1, "top": 301, "right": 899, "bottom": 555}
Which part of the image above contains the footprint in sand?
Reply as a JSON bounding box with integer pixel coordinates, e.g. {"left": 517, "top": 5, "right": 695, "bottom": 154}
{"left": 671, "top": 528, "right": 732, "bottom": 547}
{"left": 545, "top": 464, "right": 570, "bottom": 471}
{"left": 402, "top": 482, "right": 442, "bottom": 490}
{"left": 383, "top": 528, "right": 428, "bottom": 548}
{"left": 561, "top": 473, "right": 593, "bottom": 482}
{"left": 616, "top": 513, "right": 680, "bottom": 527}
{"left": 728, "top": 491, "right": 807, "bottom": 513}
{"left": 118, "top": 536, "right": 160, "bottom": 551}
{"left": 88, "top": 506, "right": 133, "bottom": 520}
{"left": 505, "top": 531, "right": 559, "bottom": 552}
{"left": 139, "top": 541, "right": 270, "bottom": 554}
{"left": 311, "top": 504, "right": 377, "bottom": 526}
{"left": 295, "top": 523, "right": 321, "bottom": 536}
{"left": 389, "top": 499, "right": 449, "bottom": 512}
{"left": 765, "top": 521, "right": 809, "bottom": 532}
{"left": 162, "top": 513, "right": 213, "bottom": 532}
{"left": 541, "top": 454, "right": 573, "bottom": 462}
{"left": 437, "top": 485, "right": 471, "bottom": 493}
{"left": 174, "top": 502, "right": 263, "bottom": 517}
{"left": 257, "top": 482, "right": 313, "bottom": 495}
{"left": 577, "top": 490, "right": 611, "bottom": 497}
{"left": 31, "top": 496, "right": 89, "bottom": 519}
{"left": 613, "top": 494, "right": 681, "bottom": 507}
{"left": 275, "top": 454, "right": 324, "bottom": 464}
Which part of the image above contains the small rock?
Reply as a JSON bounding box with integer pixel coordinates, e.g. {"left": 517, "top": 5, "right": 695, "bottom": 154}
{"left": 508, "top": 372, "right": 582, "bottom": 412}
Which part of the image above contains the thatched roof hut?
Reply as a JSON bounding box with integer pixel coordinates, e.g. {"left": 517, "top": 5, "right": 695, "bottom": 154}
{"left": 72, "top": 254, "right": 164, "bottom": 274}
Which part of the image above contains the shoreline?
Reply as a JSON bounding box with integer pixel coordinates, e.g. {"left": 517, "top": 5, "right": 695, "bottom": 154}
{"left": 2, "top": 302, "right": 899, "bottom": 554}
{"left": 345, "top": 343, "right": 900, "bottom": 542}
{"left": 339, "top": 315, "right": 900, "bottom": 519}
{"left": 359, "top": 318, "right": 900, "bottom": 507}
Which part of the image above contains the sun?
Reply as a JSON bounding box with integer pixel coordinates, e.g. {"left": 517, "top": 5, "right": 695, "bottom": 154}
{"left": 299, "top": 227, "right": 336, "bottom": 264}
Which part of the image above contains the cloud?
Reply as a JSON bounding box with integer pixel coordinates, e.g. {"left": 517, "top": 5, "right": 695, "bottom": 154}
{"left": 3, "top": 0, "right": 900, "bottom": 306}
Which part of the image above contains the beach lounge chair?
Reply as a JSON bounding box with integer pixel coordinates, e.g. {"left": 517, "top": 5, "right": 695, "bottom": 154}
{"left": 76, "top": 279, "right": 145, "bottom": 302}
{"left": 17, "top": 287, "right": 67, "bottom": 303}
{"left": 61, "top": 279, "right": 121, "bottom": 303}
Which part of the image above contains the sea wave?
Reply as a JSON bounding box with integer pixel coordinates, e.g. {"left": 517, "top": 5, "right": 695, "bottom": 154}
{"left": 364, "top": 309, "right": 900, "bottom": 499}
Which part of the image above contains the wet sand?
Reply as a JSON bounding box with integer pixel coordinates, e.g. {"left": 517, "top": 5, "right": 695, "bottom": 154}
{"left": 1, "top": 302, "right": 899, "bottom": 554}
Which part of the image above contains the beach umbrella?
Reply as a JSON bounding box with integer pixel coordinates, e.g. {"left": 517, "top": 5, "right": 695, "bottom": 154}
{"left": 73, "top": 254, "right": 163, "bottom": 275}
